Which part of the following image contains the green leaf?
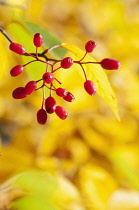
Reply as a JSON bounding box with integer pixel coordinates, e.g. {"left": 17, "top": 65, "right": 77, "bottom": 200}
{"left": 12, "top": 170, "right": 58, "bottom": 210}
{"left": 61, "top": 44, "right": 120, "bottom": 120}
{"left": 12, "top": 195, "right": 57, "bottom": 210}
{"left": 108, "top": 150, "right": 139, "bottom": 191}
{"left": 14, "top": 171, "right": 57, "bottom": 197}
{"left": 20, "top": 21, "right": 66, "bottom": 59}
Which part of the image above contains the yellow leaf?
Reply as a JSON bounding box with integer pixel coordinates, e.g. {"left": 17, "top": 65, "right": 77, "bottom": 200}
{"left": 61, "top": 44, "right": 120, "bottom": 120}
{"left": 78, "top": 164, "right": 118, "bottom": 210}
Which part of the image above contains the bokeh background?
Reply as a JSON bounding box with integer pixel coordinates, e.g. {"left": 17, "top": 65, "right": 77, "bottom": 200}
{"left": 0, "top": 0, "right": 139, "bottom": 209}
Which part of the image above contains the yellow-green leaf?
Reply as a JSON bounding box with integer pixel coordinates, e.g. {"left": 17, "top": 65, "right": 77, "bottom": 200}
{"left": 61, "top": 44, "right": 120, "bottom": 120}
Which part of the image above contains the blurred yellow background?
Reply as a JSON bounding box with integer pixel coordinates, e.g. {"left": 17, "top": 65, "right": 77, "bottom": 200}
{"left": 0, "top": 0, "right": 139, "bottom": 209}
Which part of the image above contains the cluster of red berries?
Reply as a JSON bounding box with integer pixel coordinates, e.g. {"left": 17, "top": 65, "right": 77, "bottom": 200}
{"left": 9, "top": 34, "right": 120, "bottom": 124}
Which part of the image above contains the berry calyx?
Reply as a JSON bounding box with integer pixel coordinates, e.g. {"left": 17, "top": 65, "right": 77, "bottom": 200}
{"left": 9, "top": 43, "right": 25, "bottom": 55}
{"left": 45, "top": 96, "right": 56, "bottom": 114}
{"left": 37, "top": 109, "right": 47, "bottom": 125}
{"left": 12, "top": 87, "right": 27, "bottom": 99}
{"left": 10, "top": 65, "right": 24, "bottom": 77}
{"left": 85, "top": 40, "right": 97, "bottom": 53}
{"left": 56, "top": 88, "right": 68, "bottom": 97}
{"left": 100, "top": 58, "right": 120, "bottom": 70}
{"left": 42, "top": 72, "right": 54, "bottom": 84}
{"left": 63, "top": 92, "right": 75, "bottom": 102}
{"left": 33, "top": 33, "right": 43, "bottom": 47}
{"left": 25, "top": 81, "right": 37, "bottom": 95}
{"left": 84, "top": 80, "right": 97, "bottom": 95}
{"left": 61, "top": 57, "right": 73, "bottom": 69}
{"left": 55, "top": 106, "right": 68, "bottom": 120}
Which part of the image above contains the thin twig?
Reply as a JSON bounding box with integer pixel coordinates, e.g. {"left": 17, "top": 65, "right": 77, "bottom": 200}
{"left": 0, "top": 27, "right": 61, "bottom": 63}
{"left": 0, "top": 27, "right": 13, "bottom": 43}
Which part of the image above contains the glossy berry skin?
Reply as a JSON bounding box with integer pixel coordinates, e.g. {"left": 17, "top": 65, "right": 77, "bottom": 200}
{"left": 61, "top": 57, "right": 73, "bottom": 69}
{"left": 84, "top": 80, "right": 96, "bottom": 95}
{"left": 85, "top": 40, "right": 97, "bottom": 53}
{"left": 45, "top": 96, "right": 56, "bottom": 114}
{"left": 56, "top": 88, "right": 68, "bottom": 97}
{"left": 100, "top": 58, "right": 120, "bottom": 70}
{"left": 10, "top": 65, "right": 24, "bottom": 77}
{"left": 37, "top": 109, "right": 47, "bottom": 125}
{"left": 33, "top": 33, "right": 43, "bottom": 47}
{"left": 42, "top": 72, "right": 54, "bottom": 84}
{"left": 55, "top": 106, "right": 68, "bottom": 120}
{"left": 25, "top": 81, "right": 37, "bottom": 95}
{"left": 63, "top": 92, "right": 75, "bottom": 102}
{"left": 12, "top": 87, "right": 27, "bottom": 99}
{"left": 9, "top": 43, "right": 25, "bottom": 55}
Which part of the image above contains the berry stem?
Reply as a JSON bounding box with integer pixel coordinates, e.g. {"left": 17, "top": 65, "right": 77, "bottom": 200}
{"left": 78, "top": 52, "right": 87, "bottom": 62}
{"left": 52, "top": 66, "right": 61, "bottom": 73}
{"left": 46, "top": 63, "right": 49, "bottom": 72}
{"left": 38, "top": 58, "right": 52, "bottom": 66}
{"left": 0, "top": 27, "right": 13, "bottom": 43}
{"left": 80, "top": 64, "right": 87, "bottom": 81}
{"left": 36, "top": 79, "right": 43, "bottom": 83}
{"left": 23, "top": 59, "right": 38, "bottom": 67}
{"left": 54, "top": 77, "right": 62, "bottom": 85}
{"left": 51, "top": 84, "right": 57, "bottom": 90}
{"left": 80, "top": 61, "right": 100, "bottom": 64}
{"left": 50, "top": 83, "right": 53, "bottom": 96}
{"left": 44, "top": 84, "right": 55, "bottom": 91}
{"left": 41, "top": 86, "right": 45, "bottom": 109}
{"left": 36, "top": 47, "right": 38, "bottom": 58}
{"left": 35, "top": 84, "right": 44, "bottom": 91}
{"left": 25, "top": 52, "right": 53, "bottom": 65}
{"left": 25, "top": 52, "right": 38, "bottom": 59}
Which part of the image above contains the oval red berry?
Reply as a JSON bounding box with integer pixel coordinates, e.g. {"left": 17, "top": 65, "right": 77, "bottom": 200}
{"left": 84, "top": 80, "right": 96, "bottom": 95}
{"left": 37, "top": 109, "right": 47, "bottom": 125}
{"left": 56, "top": 88, "right": 68, "bottom": 97}
{"left": 10, "top": 65, "right": 24, "bottom": 77}
{"left": 63, "top": 92, "right": 75, "bottom": 102}
{"left": 45, "top": 96, "right": 56, "bottom": 114}
{"left": 100, "top": 58, "right": 120, "bottom": 70}
{"left": 9, "top": 43, "right": 25, "bottom": 55}
{"left": 85, "top": 40, "right": 97, "bottom": 53}
{"left": 12, "top": 87, "right": 27, "bottom": 99}
{"left": 42, "top": 72, "right": 54, "bottom": 84}
{"left": 55, "top": 106, "right": 68, "bottom": 120}
{"left": 25, "top": 81, "right": 37, "bottom": 95}
{"left": 33, "top": 33, "right": 43, "bottom": 47}
{"left": 61, "top": 57, "right": 73, "bottom": 69}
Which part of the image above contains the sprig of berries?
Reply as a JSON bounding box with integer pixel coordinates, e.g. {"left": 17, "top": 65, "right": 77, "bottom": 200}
{"left": 8, "top": 33, "right": 120, "bottom": 125}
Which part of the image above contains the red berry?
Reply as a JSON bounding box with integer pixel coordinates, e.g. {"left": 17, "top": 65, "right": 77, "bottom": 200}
{"left": 56, "top": 88, "right": 68, "bottom": 97}
{"left": 85, "top": 40, "right": 97, "bottom": 53}
{"left": 12, "top": 87, "right": 27, "bottom": 99}
{"left": 84, "top": 80, "right": 96, "bottom": 95}
{"left": 10, "top": 65, "right": 24, "bottom": 77}
{"left": 61, "top": 57, "right": 73, "bottom": 69}
{"left": 37, "top": 109, "right": 47, "bottom": 125}
{"left": 55, "top": 106, "right": 68, "bottom": 120}
{"left": 45, "top": 96, "right": 56, "bottom": 114}
{"left": 63, "top": 92, "right": 75, "bottom": 102}
{"left": 9, "top": 43, "right": 25, "bottom": 55}
{"left": 42, "top": 72, "right": 54, "bottom": 84}
{"left": 25, "top": 81, "right": 37, "bottom": 95}
{"left": 33, "top": 33, "right": 43, "bottom": 47}
{"left": 100, "top": 58, "right": 120, "bottom": 70}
